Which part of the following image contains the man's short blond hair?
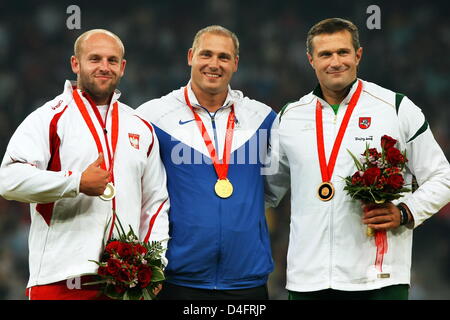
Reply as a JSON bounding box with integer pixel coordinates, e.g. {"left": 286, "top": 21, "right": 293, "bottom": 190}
{"left": 74, "top": 29, "right": 125, "bottom": 58}
{"left": 192, "top": 25, "right": 240, "bottom": 57}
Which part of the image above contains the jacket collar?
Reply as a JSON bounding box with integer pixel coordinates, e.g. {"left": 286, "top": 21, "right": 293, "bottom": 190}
{"left": 312, "top": 78, "right": 359, "bottom": 106}
{"left": 183, "top": 80, "right": 241, "bottom": 111}
{"left": 63, "top": 80, "right": 122, "bottom": 107}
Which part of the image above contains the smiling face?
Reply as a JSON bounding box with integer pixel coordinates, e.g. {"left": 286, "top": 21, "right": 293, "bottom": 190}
{"left": 307, "top": 30, "right": 362, "bottom": 99}
{"left": 71, "top": 32, "right": 126, "bottom": 105}
{"left": 188, "top": 32, "right": 239, "bottom": 100}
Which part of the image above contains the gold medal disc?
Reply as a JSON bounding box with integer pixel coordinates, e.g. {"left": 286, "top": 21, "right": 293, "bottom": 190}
{"left": 317, "top": 182, "right": 335, "bottom": 201}
{"left": 100, "top": 182, "right": 116, "bottom": 201}
{"left": 214, "top": 179, "right": 233, "bottom": 198}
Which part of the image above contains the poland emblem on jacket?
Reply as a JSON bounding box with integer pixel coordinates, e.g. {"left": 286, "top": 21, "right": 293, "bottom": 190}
{"left": 128, "top": 133, "right": 140, "bottom": 149}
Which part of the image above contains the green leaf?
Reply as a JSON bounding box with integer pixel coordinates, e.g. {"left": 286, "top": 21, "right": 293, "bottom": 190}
{"left": 149, "top": 259, "right": 163, "bottom": 268}
{"left": 142, "top": 288, "right": 152, "bottom": 300}
{"left": 105, "top": 285, "right": 124, "bottom": 300}
{"left": 88, "top": 260, "right": 103, "bottom": 266}
{"left": 114, "top": 212, "right": 126, "bottom": 237}
{"left": 83, "top": 279, "right": 109, "bottom": 286}
{"left": 126, "top": 287, "right": 143, "bottom": 300}
{"left": 128, "top": 225, "right": 137, "bottom": 238}
{"left": 347, "top": 149, "right": 363, "bottom": 171}
{"left": 151, "top": 267, "right": 165, "bottom": 282}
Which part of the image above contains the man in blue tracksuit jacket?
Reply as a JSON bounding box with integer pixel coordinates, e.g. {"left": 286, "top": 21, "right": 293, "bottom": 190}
{"left": 137, "top": 25, "right": 275, "bottom": 299}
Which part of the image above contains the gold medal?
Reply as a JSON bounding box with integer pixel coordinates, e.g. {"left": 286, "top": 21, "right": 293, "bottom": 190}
{"left": 100, "top": 182, "right": 116, "bottom": 201}
{"left": 317, "top": 181, "right": 335, "bottom": 201}
{"left": 214, "top": 179, "right": 233, "bottom": 198}
{"left": 184, "top": 86, "right": 236, "bottom": 201}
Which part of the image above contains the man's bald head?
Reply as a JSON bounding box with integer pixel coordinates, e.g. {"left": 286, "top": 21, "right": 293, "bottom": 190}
{"left": 74, "top": 29, "right": 125, "bottom": 59}
{"left": 70, "top": 29, "right": 127, "bottom": 105}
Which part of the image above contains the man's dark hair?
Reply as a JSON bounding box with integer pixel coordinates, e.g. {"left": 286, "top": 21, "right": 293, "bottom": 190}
{"left": 306, "top": 18, "right": 360, "bottom": 54}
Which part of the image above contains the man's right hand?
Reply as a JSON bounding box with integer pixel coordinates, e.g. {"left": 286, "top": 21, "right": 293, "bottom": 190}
{"left": 79, "top": 153, "right": 111, "bottom": 196}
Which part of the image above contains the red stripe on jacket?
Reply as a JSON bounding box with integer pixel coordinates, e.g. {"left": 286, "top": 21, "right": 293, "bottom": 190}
{"left": 144, "top": 199, "right": 167, "bottom": 243}
{"left": 135, "top": 115, "right": 154, "bottom": 157}
{"left": 36, "top": 106, "right": 68, "bottom": 226}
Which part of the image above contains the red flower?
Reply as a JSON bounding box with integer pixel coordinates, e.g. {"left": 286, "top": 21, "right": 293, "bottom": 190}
{"left": 98, "top": 266, "right": 108, "bottom": 276}
{"left": 381, "top": 135, "right": 397, "bottom": 150}
{"left": 387, "top": 174, "right": 404, "bottom": 189}
{"left": 385, "top": 167, "right": 401, "bottom": 176}
{"left": 375, "top": 176, "right": 387, "bottom": 190}
{"left": 363, "top": 148, "right": 380, "bottom": 159}
{"left": 362, "top": 167, "right": 381, "bottom": 186}
{"left": 386, "top": 147, "right": 404, "bottom": 165}
{"left": 107, "top": 258, "right": 122, "bottom": 276}
{"left": 351, "top": 171, "right": 363, "bottom": 185}
{"left": 135, "top": 244, "right": 148, "bottom": 255}
{"left": 105, "top": 241, "right": 120, "bottom": 254}
{"left": 117, "top": 267, "right": 132, "bottom": 283}
{"left": 137, "top": 265, "right": 153, "bottom": 288}
{"left": 117, "top": 242, "right": 134, "bottom": 258}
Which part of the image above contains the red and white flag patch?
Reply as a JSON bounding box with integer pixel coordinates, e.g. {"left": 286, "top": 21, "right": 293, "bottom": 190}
{"left": 128, "top": 133, "right": 140, "bottom": 149}
{"left": 359, "top": 117, "right": 371, "bottom": 129}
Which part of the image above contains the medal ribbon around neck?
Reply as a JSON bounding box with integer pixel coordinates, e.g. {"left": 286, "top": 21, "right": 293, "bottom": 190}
{"left": 73, "top": 89, "right": 119, "bottom": 240}
{"left": 73, "top": 89, "right": 119, "bottom": 173}
{"left": 315, "top": 80, "right": 362, "bottom": 200}
{"left": 183, "top": 86, "right": 235, "bottom": 197}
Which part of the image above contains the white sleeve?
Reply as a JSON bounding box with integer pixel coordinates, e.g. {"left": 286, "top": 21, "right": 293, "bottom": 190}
{"left": 0, "top": 108, "right": 80, "bottom": 203}
{"left": 264, "top": 114, "right": 291, "bottom": 208}
{"left": 396, "top": 96, "right": 450, "bottom": 228}
{"left": 138, "top": 124, "right": 170, "bottom": 265}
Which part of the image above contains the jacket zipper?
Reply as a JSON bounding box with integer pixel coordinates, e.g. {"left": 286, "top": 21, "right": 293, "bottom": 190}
{"left": 200, "top": 107, "right": 222, "bottom": 289}
{"left": 210, "top": 114, "right": 220, "bottom": 158}
{"left": 210, "top": 112, "right": 221, "bottom": 289}
{"left": 329, "top": 106, "right": 338, "bottom": 287}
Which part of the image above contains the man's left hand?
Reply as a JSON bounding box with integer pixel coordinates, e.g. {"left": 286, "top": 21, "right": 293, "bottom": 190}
{"left": 153, "top": 283, "right": 162, "bottom": 296}
{"left": 362, "top": 202, "right": 401, "bottom": 231}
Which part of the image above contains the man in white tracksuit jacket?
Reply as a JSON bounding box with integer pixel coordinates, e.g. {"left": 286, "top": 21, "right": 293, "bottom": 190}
{"left": 0, "top": 30, "right": 169, "bottom": 299}
{"left": 265, "top": 18, "right": 450, "bottom": 299}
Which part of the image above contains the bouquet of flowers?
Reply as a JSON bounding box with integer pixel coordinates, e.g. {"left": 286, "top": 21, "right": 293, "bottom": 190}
{"left": 87, "top": 216, "right": 166, "bottom": 300}
{"left": 343, "top": 135, "right": 410, "bottom": 274}
{"left": 343, "top": 135, "right": 410, "bottom": 236}
{"left": 344, "top": 135, "right": 410, "bottom": 204}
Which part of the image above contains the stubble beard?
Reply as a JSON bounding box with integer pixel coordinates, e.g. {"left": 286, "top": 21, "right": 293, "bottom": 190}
{"left": 78, "top": 72, "right": 120, "bottom": 104}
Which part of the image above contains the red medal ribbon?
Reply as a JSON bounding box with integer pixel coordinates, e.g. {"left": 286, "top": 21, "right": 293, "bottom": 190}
{"left": 183, "top": 86, "right": 235, "bottom": 180}
{"left": 72, "top": 89, "right": 119, "bottom": 240}
{"left": 315, "top": 80, "right": 362, "bottom": 183}
{"left": 73, "top": 89, "right": 119, "bottom": 172}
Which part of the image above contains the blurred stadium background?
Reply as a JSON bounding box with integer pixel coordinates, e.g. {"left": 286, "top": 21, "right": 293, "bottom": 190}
{"left": 0, "top": 0, "right": 448, "bottom": 299}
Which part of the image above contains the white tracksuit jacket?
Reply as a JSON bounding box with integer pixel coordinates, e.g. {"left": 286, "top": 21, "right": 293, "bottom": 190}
{"left": 0, "top": 81, "right": 170, "bottom": 288}
{"left": 265, "top": 79, "right": 450, "bottom": 292}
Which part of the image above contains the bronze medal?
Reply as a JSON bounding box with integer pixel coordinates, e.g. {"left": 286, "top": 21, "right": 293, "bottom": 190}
{"left": 317, "top": 181, "right": 335, "bottom": 201}
{"left": 214, "top": 179, "right": 233, "bottom": 198}
{"left": 315, "top": 81, "right": 363, "bottom": 203}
